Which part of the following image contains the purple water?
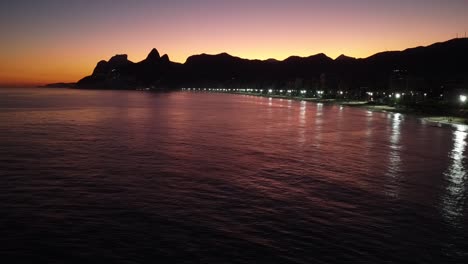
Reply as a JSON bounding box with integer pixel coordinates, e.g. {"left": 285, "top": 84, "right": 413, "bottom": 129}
{"left": 1, "top": 88, "right": 467, "bottom": 263}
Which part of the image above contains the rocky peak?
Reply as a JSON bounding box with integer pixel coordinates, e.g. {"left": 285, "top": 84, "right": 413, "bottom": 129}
{"left": 105, "top": 54, "right": 131, "bottom": 71}
{"left": 161, "top": 54, "right": 170, "bottom": 63}
{"left": 108, "top": 54, "right": 129, "bottom": 65}
{"left": 145, "top": 48, "right": 161, "bottom": 61}
{"left": 92, "top": 60, "right": 109, "bottom": 75}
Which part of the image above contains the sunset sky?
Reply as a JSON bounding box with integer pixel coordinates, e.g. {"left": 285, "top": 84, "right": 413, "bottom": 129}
{"left": 0, "top": 0, "right": 467, "bottom": 87}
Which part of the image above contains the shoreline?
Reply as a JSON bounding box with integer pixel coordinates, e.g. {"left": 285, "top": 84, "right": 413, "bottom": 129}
{"left": 218, "top": 91, "right": 468, "bottom": 127}
{"left": 35, "top": 87, "right": 468, "bottom": 128}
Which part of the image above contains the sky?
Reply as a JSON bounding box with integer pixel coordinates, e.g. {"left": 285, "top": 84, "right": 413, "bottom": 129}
{"left": 0, "top": 0, "right": 467, "bottom": 87}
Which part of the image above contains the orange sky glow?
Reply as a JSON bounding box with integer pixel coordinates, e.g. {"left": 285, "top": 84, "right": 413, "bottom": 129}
{"left": 0, "top": 0, "right": 467, "bottom": 87}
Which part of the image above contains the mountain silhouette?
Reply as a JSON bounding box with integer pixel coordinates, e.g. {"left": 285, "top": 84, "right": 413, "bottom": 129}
{"left": 145, "top": 48, "right": 161, "bottom": 61}
{"left": 335, "top": 54, "right": 356, "bottom": 61}
{"left": 76, "top": 39, "right": 468, "bottom": 97}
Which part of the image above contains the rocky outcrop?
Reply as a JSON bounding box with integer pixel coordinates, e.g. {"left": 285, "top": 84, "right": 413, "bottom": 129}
{"left": 145, "top": 48, "right": 161, "bottom": 62}
{"left": 77, "top": 50, "right": 169, "bottom": 89}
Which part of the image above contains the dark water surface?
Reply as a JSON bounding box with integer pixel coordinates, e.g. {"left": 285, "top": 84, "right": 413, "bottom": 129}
{"left": 1, "top": 88, "right": 467, "bottom": 263}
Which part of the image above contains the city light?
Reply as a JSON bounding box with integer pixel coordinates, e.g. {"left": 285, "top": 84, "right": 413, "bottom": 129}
{"left": 460, "top": 95, "right": 467, "bottom": 103}
{"left": 395, "top": 93, "right": 401, "bottom": 99}
{"left": 268, "top": 89, "right": 273, "bottom": 93}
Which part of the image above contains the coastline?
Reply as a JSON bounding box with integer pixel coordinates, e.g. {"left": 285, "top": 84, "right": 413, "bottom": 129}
{"left": 34, "top": 87, "right": 468, "bottom": 128}
{"left": 215, "top": 91, "right": 468, "bottom": 127}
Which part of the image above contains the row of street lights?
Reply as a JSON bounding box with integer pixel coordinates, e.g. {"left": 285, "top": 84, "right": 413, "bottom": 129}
{"left": 181, "top": 88, "right": 327, "bottom": 96}
{"left": 181, "top": 88, "right": 467, "bottom": 104}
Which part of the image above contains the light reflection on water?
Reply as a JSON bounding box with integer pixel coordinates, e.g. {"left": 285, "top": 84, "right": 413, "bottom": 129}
{"left": 364, "top": 110, "right": 374, "bottom": 157}
{"left": 442, "top": 126, "right": 468, "bottom": 225}
{"left": 314, "top": 103, "right": 323, "bottom": 147}
{"left": 384, "top": 113, "right": 403, "bottom": 198}
{"left": 298, "top": 101, "right": 307, "bottom": 145}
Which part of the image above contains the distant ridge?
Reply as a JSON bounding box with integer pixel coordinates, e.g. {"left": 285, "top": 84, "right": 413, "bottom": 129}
{"left": 73, "top": 38, "right": 468, "bottom": 96}
{"left": 335, "top": 54, "right": 356, "bottom": 61}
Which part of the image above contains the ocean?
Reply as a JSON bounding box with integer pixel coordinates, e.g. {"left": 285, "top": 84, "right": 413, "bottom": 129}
{"left": 1, "top": 88, "right": 467, "bottom": 263}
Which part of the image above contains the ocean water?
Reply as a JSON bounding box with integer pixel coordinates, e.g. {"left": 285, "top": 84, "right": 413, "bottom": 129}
{"left": 0, "top": 88, "right": 467, "bottom": 263}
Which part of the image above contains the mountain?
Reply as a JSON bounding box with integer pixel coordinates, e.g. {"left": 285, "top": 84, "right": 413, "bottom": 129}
{"left": 335, "top": 54, "right": 356, "bottom": 61}
{"left": 76, "top": 39, "right": 468, "bottom": 96}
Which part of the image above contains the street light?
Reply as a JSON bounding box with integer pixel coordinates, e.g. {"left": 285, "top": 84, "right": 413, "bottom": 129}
{"left": 460, "top": 95, "right": 467, "bottom": 103}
